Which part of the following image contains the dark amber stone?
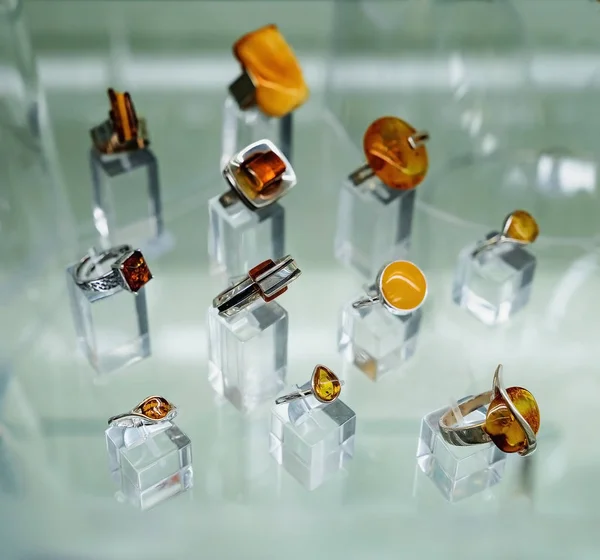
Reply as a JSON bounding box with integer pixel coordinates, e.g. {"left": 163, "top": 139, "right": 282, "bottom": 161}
{"left": 121, "top": 250, "right": 152, "bottom": 292}
{"left": 140, "top": 397, "right": 173, "bottom": 420}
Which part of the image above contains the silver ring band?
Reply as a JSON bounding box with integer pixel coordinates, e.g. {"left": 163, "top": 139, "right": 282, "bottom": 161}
{"left": 74, "top": 244, "right": 132, "bottom": 292}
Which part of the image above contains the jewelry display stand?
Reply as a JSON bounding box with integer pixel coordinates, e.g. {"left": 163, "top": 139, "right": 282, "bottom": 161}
{"left": 452, "top": 232, "right": 536, "bottom": 326}
{"left": 270, "top": 385, "right": 356, "bottom": 490}
{"left": 66, "top": 255, "right": 150, "bottom": 375}
{"left": 105, "top": 422, "right": 193, "bottom": 510}
{"left": 208, "top": 193, "right": 284, "bottom": 279}
{"left": 221, "top": 95, "right": 291, "bottom": 170}
{"left": 334, "top": 179, "right": 415, "bottom": 278}
{"left": 90, "top": 147, "right": 172, "bottom": 258}
{"left": 416, "top": 401, "right": 506, "bottom": 502}
{"left": 207, "top": 300, "right": 288, "bottom": 413}
{"left": 338, "top": 288, "right": 422, "bottom": 380}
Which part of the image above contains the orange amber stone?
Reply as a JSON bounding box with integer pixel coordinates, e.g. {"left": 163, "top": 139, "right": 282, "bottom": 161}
{"left": 380, "top": 260, "right": 427, "bottom": 313}
{"left": 363, "top": 117, "right": 429, "bottom": 190}
{"left": 108, "top": 88, "right": 138, "bottom": 143}
{"left": 241, "top": 151, "right": 286, "bottom": 194}
{"left": 503, "top": 210, "right": 539, "bottom": 244}
{"left": 140, "top": 397, "right": 173, "bottom": 420}
{"left": 484, "top": 387, "right": 540, "bottom": 454}
{"left": 233, "top": 24, "right": 309, "bottom": 118}
{"left": 120, "top": 250, "right": 152, "bottom": 292}
{"left": 312, "top": 366, "right": 341, "bottom": 402}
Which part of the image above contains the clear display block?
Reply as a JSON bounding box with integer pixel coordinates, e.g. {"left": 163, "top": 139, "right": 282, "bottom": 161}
{"left": 90, "top": 147, "right": 172, "bottom": 258}
{"left": 416, "top": 403, "right": 506, "bottom": 502}
{"left": 106, "top": 422, "right": 193, "bottom": 510}
{"left": 208, "top": 193, "right": 284, "bottom": 279}
{"left": 338, "top": 290, "right": 422, "bottom": 380}
{"left": 452, "top": 233, "right": 537, "bottom": 326}
{"left": 66, "top": 260, "right": 150, "bottom": 375}
{"left": 270, "top": 388, "right": 356, "bottom": 490}
{"left": 207, "top": 301, "right": 288, "bottom": 413}
{"left": 220, "top": 95, "right": 291, "bottom": 170}
{"left": 334, "top": 178, "right": 415, "bottom": 278}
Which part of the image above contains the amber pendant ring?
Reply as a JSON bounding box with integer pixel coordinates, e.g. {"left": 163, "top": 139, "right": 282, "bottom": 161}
{"left": 213, "top": 255, "right": 301, "bottom": 317}
{"left": 275, "top": 365, "right": 343, "bottom": 406}
{"left": 438, "top": 365, "right": 540, "bottom": 457}
{"left": 74, "top": 244, "right": 153, "bottom": 294}
{"left": 108, "top": 396, "right": 177, "bottom": 428}
{"left": 471, "top": 210, "right": 539, "bottom": 258}
{"left": 352, "top": 260, "right": 428, "bottom": 316}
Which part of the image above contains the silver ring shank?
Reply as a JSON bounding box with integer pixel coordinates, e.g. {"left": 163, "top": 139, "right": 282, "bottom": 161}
{"left": 275, "top": 388, "right": 312, "bottom": 406}
{"left": 438, "top": 391, "right": 493, "bottom": 446}
{"left": 74, "top": 244, "right": 131, "bottom": 292}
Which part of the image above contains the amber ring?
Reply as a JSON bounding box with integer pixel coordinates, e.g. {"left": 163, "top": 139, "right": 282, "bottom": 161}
{"left": 108, "top": 396, "right": 177, "bottom": 428}
{"left": 275, "top": 365, "right": 343, "bottom": 406}
{"left": 221, "top": 139, "right": 296, "bottom": 211}
{"left": 438, "top": 365, "right": 540, "bottom": 457}
{"left": 352, "top": 260, "right": 427, "bottom": 316}
{"left": 472, "top": 210, "right": 539, "bottom": 258}
{"left": 73, "top": 244, "right": 153, "bottom": 294}
{"left": 213, "top": 255, "right": 301, "bottom": 317}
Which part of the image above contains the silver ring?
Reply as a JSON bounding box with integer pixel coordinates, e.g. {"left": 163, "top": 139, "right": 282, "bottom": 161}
{"left": 438, "top": 364, "right": 540, "bottom": 457}
{"left": 213, "top": 255, "right": 301, "bottom": 317}
{"left": 275, "top": 365, "right": 344, "bottom": 406}
{"left": 108, "top": 396, "right": 177, "bottom": 428}
{"left": 73, "top": 244, "right": 153, "bottom": 294}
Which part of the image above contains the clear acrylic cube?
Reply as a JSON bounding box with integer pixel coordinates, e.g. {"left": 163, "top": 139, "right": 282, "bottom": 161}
{"left": 452, "top": 233, "right": 536, "bottom": 326}
{"left": 66, "top": 261, "right": 150, "bottom": 376}
{"left": 270, "top": 388, "right": 356, "bottom": 490}
{"left": 338, "top": 292, "right": 422, "bottom": 380}
{"left": 334, "top": 178, "right": 415, "bottom": 278}
{"left": 106, "top": 422, "right": 193, "bottom": 510}
{"left": 208, "top": 194, "right": 284, "bottom": 280}
{"left": 416, "top": 403, "right": 506, "bottom": 502}
{"left": 207, "top": 301, "right": 288, "bottom": 413}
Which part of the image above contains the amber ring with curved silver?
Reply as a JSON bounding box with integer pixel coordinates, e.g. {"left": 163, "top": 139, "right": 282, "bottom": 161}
{"left": 472, "top": 210, "right": 539, "bottom": 258}
{"left": 438, "top": 365, "right": 540, "bottom": 457}
{"left": 275, "top": 365, "right": 344, "bottom": 406}
{"left": 108, "top": 396, "right": 178, "bottom": 428}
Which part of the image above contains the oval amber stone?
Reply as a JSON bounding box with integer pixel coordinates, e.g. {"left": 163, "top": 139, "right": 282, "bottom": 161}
{"left": 312, "top": 366, "right": 341, "bottom": 402}
{"left": 504, "top": 210, "right": 539, "bottom": 243}
{"left": 379, "top": 261, "right": 427, "bottom": 313}
{"left": 484, "top": 387, "right": 540, "bottom": 453}
{"left": 363, "top": 116, "right": 429, "bottom": 190}
{"left": 140, "top": 397, "right": 173, "bottom": 420}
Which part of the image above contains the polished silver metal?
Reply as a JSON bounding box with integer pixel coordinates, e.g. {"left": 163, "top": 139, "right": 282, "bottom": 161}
{"left": 213, "top": 254, "right": 301, "bottom": 317}
{"left": 471, "top": 212, "right": 534, "bottom": 258}
{"left": 275, "top": 364, "right": 344, "bottom": 405}
{"left": 107, "top": 396, "right": 178, "bottom": 428}
{"left": 438, "top": 364, "right": 538, "bottom": 457}
{"left": 407, "top": 131, "right": 430, "bottom": 149}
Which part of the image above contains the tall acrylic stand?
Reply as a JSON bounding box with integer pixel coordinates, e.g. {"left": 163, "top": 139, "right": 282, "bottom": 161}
{"left": 66, "top": 258, "right": 150, "bottom": 375}
{"left": 270, "top": 386, "right": 356, "bottom": 490}
{"left": 452, "top": 232, "right": 537, "bottom": 326}
{"left": 334, "top": 178, "right": 415, "bottom": 278}
{"left": 90, "top": 147, "right": 172, "bottom": 258}
{"left": 338, "top": 288, "right": 422, "bottom": 381}
{"left": 106, "top": 421, "right": 193, "bottom": 510}
{"left": 207, "top": 300, "right": 288, "bottom": 413}
{"left": 416, "top": 401, "right": 506, "bottom": 502}
{"left": 221, "top": 95, "right": 292, "bottom": 170}
{"left": 208, "top": 192, "right": 284, "bottom": 279}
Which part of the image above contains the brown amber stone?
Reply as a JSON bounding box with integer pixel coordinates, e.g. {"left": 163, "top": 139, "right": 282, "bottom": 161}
{"left": 380, "top": 260, "right": 427, "bottom": 313}
{"left": 503, "top": 210, "right": 539, "bottom": 244}
{"left": 140, "top": 397, "right": 173, "bottom": 420}
{"left": 248, "top": 259, "right": 287, "bottom": 302}
{"left": 108, "top": 88, "right": 139, "bottom": 144}
{"left": 312, "top": 365, "right": 341, "bottom": 402}
{"left": 120, "top": 250, "right": 152, "bottom": 292}
{"left": 241, "top": 151, "right": 286, "bottom": 194}
{"left": 233, "top": 24, "right": 309, "bottom": 118}
{"left": 484, "top": 387, "right": 540, "bottom": 454}
{"left": 363, "top": 117, "right": 429, "bottom": 190}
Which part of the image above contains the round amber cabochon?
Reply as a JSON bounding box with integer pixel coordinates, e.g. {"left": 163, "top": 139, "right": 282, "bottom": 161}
{"left": 363, "top": 116, "right": 428, "bottom": 190}
{"left": 379, "top": 260, "right": 427, "bottom": 312}
{"left": 504, "top": 210, "right": 539, "bottom": 243}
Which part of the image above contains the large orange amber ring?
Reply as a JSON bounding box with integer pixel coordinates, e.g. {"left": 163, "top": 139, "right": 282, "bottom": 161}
{"left": 472, "top": 209, "right": 539, "bottom": 258}
{"left": 352, "top": 260, "right": 427, "bottom": 316}
{"left": 438, "top": 365, "right": 540, "bottom": 457}
{"left": 275, "top": 365, "right": 343, "bottom": 406}
{"left": 108, "top": 396, "right": 177, "bottom": 428}
{"left": 221, "top": 139, "right": 296, "bottom": 210}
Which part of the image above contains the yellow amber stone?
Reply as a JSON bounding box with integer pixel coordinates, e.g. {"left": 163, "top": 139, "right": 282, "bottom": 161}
{"left": 363, "top": 116, "right": 429, "bottom": 190}
{"left": 484, "top": 387, "right": 540, "bottom": 454}
{"left": 380, "top": 260, "right": 427, "bottom": 313}
{"left": 312, "top": 365, "right": 341, "bottom": 402}
{"left": 503, "top": 210, "right": 539, "bottom": 243}
{"left": 233, "top": 24, "right": 309, "bottom": 118}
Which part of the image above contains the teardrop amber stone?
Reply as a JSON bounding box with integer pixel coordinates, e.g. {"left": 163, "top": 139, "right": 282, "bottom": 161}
{"left": 380, "top": 260, "right": 427, "bottom": 313}
{"left": 503, "top": 210, "right": 539, "bottom": 243}
{"left": 140, "top": 397, "right": 173, "bottom": 420}
{"left": 312, "top": 366, "right": 341, "bottom": 402}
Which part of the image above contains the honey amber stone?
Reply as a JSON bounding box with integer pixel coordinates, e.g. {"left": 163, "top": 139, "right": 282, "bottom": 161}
{"left": 233, "top": 24, "right": 309, "bottom": 118}
{"left": 484, "top": 387, "right": 540, "bottom": 454}
{"left": 503, "top": 210, "right": 539, "bottom": 244}
{"left": 312, "top": 365, "right": 341, "bottom": 402}
{"left": 108, "top": 88, "right": 138, "bottom": 143}
{"left": 120, "top": 250, "right": 152, "bottom": 292}
{"left": 380, "top": 260, "right": 427, "bottom": 312}
{"left": 140, "top": 397, "right": 173, "bottom": 420}
{"left": 241, "top": 151, "right": 286, "bottom": 194}
{"left": 363, "top": 117, "right": 429, "bottom": 190}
